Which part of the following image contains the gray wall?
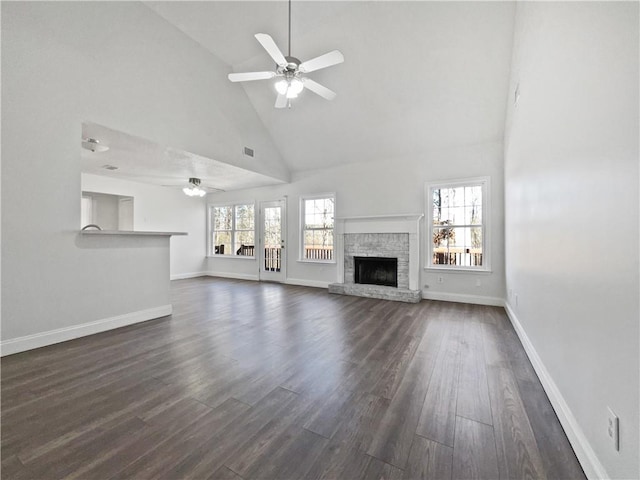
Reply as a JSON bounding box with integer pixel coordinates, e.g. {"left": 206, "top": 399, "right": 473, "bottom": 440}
{"left": 82, "top": 192, "right": 120, "bottom": 231}
{"left": 1, "top": 2, "right": 287, "bottom": 342}
{"left": 503, "top": 2, "right": 639, "bottom": 478}
{"left": 206, "top": 142, "right": 506, "bottom": 304}
{"left": 82, "top": 174, "right": 208, "bottom": 280}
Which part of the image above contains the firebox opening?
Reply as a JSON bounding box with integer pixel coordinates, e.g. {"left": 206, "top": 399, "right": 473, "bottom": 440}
{"left": 354, "top": 256, "right": 398, "bottom": 288}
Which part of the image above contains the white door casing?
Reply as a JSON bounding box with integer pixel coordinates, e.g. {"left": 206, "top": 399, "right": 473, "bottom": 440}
{"left": 259, "top": 199, "right": 286, "bottom": 282}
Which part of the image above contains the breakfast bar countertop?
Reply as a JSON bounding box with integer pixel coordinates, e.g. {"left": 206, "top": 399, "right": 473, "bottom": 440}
{"left": 80, "top": 230, "right": 188, "bottom": 236}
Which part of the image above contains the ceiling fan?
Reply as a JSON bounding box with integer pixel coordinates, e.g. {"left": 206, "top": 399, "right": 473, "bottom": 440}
{"left": 228, "top": 0, "right": 344, "bottom": 108}
{"left": 162, "top": 178, "right": 224, "bottom": 197}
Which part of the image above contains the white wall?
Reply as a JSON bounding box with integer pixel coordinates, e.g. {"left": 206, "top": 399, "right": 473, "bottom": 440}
{"left": 83, "top": 192, "right": 120, "bottom": 231}
{"left": 1, "top": 2, "right": 287, "bottom": 344}
{"left": 503, "top": 2, "right": 639, "bottom": 479}
{"left": 207, "top": 141, "right": 505, "bottom": 304}
{"left": 82, "top": 174, "right": 207, "bottom": 280}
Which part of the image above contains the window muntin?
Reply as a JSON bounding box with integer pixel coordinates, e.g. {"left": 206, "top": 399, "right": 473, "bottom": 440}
{"left": 427, "top": 178, "right": 489, "bottom": 270}
{"left": 210, "top": 203, "right": 255, "bottom": 256}
{"left": 300, "top": 195, "right": 335, "bottom": 262}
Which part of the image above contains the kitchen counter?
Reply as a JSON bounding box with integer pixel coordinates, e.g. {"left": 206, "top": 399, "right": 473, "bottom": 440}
{"left": 80, "top": 230, "right": 187, "bottom": 236}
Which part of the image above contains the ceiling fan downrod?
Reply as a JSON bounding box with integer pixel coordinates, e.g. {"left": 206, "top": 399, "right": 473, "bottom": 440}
{"left": 288, "top": 0, "right": 292, "bottom": 58}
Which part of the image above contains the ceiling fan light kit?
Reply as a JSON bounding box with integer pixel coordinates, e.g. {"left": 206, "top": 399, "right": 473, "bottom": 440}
{"left": 183, "top": 177, "right": 207, "bottom": 197}
{"left": 228, "top": 0, "right": 344, "bottom": 108}
{"left": 275, "top": 77, "right": 304, "bottom": 99}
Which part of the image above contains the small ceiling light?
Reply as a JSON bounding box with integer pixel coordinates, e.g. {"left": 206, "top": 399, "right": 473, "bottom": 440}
{"left": 81, "top": 137, "right": 109, "bottom": 153}
{"left": 289, "top": 78, "right": 304, "bottom": 96}
{"left": 183, "top": 177, "right": 207, "bottom": 197}
{"left": 275, "top": 79, "right": 288, "bottom": 95}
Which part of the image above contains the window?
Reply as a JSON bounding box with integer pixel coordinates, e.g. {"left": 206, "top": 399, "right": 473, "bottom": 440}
{"left": 426, "top": 177, "right": 490, "bottom": 271}
{"left": 209, "top": 203, "right": 255, "bottom": 256}
{"left": 300, "top": 194, "right": 335, "bottom": 262}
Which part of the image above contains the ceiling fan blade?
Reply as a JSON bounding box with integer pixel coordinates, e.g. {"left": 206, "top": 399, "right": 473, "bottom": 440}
{"left": 299, "top": 50, "right": 344, "bottom": 73}
{"left": 255, "top": 33, "right": 287, "bottom": 67}
{"left": 202, "top": 186, "right": 225, "bottom": 193}
{"left": 303, "top": 78, "right": 337, "bottom": 101}
{"left": 228, "top": 71, "right": 276, "bottom": 82}
{"left": 275, "top": 94, "right": 288, "bottom": 109}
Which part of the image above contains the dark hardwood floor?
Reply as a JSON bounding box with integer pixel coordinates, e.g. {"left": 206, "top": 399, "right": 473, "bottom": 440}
{"left": 1, "top": 277, "right": 585, "bottom": 480}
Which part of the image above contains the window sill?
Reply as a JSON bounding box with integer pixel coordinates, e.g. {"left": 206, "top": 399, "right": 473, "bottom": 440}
{"left": 424, "top": 266, "right": 492, "bottom": 274}
{"left": 206, "top": 255, "right": 256, "bottom": 260}
{"left": 297, "top": 259, "right": 336, "bottom": 265}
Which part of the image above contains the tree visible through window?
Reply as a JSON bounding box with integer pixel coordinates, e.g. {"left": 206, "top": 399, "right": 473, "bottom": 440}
{"left": 428, "top": 178, "right": 489, "bottom": 269}
{"left": 301, "top": 195, "right": 335, "bottom": 261}
{"left": 210, "top": 204, "right": 255, "bottom": 256}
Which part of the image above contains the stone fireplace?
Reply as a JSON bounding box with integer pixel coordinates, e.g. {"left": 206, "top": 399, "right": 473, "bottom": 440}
{"left": 344, "top": 233, "right": 408, "bottom": 287}
{"left": 328, "top": 214, "right": 423, "bottom": 303}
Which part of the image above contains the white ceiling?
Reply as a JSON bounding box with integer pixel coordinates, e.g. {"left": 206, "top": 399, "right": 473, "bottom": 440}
{"left": 81, "top": 122, "right": 286, "bottom": 192}
{"left": 83, "top": 2, "right": 516, "bottom": 189}
{"left": 145, "top": 1, "right": 516, "bottom": 173}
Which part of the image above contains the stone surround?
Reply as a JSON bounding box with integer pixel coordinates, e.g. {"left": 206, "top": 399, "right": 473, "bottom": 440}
{"left": 344, "top": 233, "right": 409, "bottom": 288}
{"left": 328, "top": 214, "right": 423, "bottom": 303}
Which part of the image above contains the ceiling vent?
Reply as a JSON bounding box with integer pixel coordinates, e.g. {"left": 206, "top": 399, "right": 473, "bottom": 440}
{"left": 243, "top": 147, "right": 255, "bottom": 158}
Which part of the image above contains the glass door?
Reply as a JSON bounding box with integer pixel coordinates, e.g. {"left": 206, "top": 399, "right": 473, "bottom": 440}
{"left": 259, "top": 199, "right": 286, "bottom": 282}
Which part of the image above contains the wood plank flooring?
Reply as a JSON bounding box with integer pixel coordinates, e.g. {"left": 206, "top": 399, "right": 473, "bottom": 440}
{"left": 1, "top": 277, "right": 586, "bottom": 480}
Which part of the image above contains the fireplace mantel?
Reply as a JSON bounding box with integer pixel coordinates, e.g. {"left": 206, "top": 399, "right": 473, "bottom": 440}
{"left": 335, "top": 213, "right": 424, "bottom": 233}
{"left": 332, "top": 213, "right": 424, "bottom": 301}
{"left": 335, "top": 213, "right": 424, "bottom": 221}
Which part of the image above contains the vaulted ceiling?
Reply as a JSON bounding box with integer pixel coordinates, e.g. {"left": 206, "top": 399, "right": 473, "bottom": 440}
{"left": 144, "top": 1, "right": 516, "bottom": 173}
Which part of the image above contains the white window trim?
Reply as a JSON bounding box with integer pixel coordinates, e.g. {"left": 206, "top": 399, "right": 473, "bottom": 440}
{"left": 299, "top": 192, "right": 336, "bottom": 264}
{"left": 425, "top": 176, "right": 491, "bottom": 272}
{"left": 207, "top": 201, "right": 256, "bottom": 259}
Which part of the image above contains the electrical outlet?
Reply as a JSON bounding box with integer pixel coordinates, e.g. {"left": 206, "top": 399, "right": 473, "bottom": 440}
{"left": 475, "top": 279, "right": 481, "bottom": 287}
{"left": 437, "top": 276, "right": 444, "bottom": 284}
{"left": 607, "top": 407, "right": 619, "bottom": 451}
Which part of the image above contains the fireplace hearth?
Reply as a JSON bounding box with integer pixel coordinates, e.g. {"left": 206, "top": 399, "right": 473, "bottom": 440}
{"left": 354, "top": 256, "right": 398, "bottom": 288}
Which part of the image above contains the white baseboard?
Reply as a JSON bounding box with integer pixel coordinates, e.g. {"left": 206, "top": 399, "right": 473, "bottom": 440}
{"left": 203, "top": 273, "right": 328, "bottom": 288}
{"left": 170, "top": 272, "right": 208, "bottom": 280}
{"left": 284, "top": 278, "right": 330, "bottom": 289}
{"left": 0, "top": 304, "right": 172, "bottom": 357}
{"left": 205, "top": 271, "right": 259, "bottom": 282}
{"left": 421, "top": 290, "right": 503, "bottom": 307}
{"left": 504, "top": 301, "right": 608, "bottom": 480}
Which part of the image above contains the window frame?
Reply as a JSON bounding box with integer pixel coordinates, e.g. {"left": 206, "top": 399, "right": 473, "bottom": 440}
{"left": 425, "top": 177, "right": 491, "bottom": 272}
{"left": 207, "top": 202, "right": 256, "bottom": 259}
{"left": 299, "top": 193, "right": 336, "bottom": 264}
